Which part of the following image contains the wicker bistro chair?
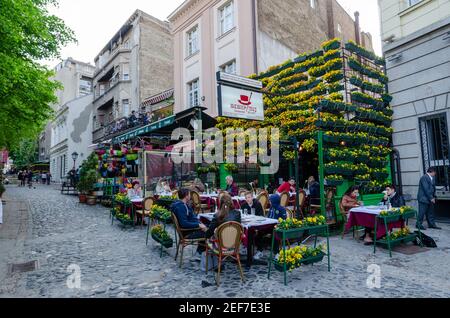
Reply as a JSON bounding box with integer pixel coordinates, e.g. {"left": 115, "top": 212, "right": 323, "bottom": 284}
{"left": 205, "top": 221, "right": 245, "bottom": 286}
{"left": 190, "top": 191, "right": 209, "bottom": 214}
{"left": 172, "top": 212, "right": 206, "bottom": 268}
{"left": 257, "top": 192, "right": 270, "bottom": 217}
{"left": 280, "top": 192, "right": 290, "bottom": 208}
{"left": 135, "top": 197, "right": 154, "bottom": 226}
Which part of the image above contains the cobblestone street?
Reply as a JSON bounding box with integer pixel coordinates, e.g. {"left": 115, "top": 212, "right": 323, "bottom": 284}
{"left": 1, "top": 184, "right": 450, "bottom": 298}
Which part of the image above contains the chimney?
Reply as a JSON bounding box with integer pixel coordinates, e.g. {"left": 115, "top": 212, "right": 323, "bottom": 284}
{"left": 354, "top": 11, "right": 361, "bottom": 45}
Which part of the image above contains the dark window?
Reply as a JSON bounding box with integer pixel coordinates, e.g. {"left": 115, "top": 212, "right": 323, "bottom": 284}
{"left": 419, "top": 113, "right": 450, "bottom": 188}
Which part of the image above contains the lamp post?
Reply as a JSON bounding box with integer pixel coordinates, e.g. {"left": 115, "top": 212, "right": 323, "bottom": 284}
{"left": 71, "top": 152, "right": 79, "bottom": 170}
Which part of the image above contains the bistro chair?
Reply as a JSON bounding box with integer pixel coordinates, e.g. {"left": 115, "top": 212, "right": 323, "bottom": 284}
{"left": 205, "top": 221, "right": 245, "bottom": 286}
{"left": 135, "top": 197, "right": 154, "bottom": 226}
{"left": 280, "top": 192, "right": 290, "bottom": 208}
{"left": 257, "top": 192, "right": 270, "bottom": 217}
{"left": 172, "top": 212, "right": 206, "bottom": 268}
{"left": 297, "top": 191, "right": 306, "bottom": 219}
{"left": 286, "top": 207, "right": 295, "bottom": 219}
{"left": 190, "top": 191, "right": 209, "bottom": 214}
{"left": 339, "top": 200, "right": 363, "bottom": 240}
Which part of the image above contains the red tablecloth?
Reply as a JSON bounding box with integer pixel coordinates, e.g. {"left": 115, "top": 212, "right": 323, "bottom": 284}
{"left": 345, "top": 211, "right": 404, "bottom": 239}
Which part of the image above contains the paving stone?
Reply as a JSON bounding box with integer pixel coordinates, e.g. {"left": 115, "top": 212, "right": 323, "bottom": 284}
{"left": 1, "top": 184, "right": 450, "bottom": 298}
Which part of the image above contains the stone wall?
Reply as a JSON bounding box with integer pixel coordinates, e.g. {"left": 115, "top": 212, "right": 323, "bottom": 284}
{"left": 257, "top": 0, "right": 373, "bottom": 54}
{"left": 139, "top": 14, "right": 174, "bottom": 104}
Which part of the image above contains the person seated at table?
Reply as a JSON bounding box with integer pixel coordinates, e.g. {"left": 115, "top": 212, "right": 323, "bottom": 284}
{"left": 277, "top": 177, "right": 296, "bottom": 195}
{"left": 225, "top": 176, "right": 239, "bottom": 197}
{"left": 381, "top": 184, "right": 405, "bottom": 208}
{"left": 127, "top": 181, "right": 143, "bottom": 199}
{"left": 340, "top": 186, "right": 363, "bottom": 215}
{"left": 241, "top": 192, "right": 264, "bottom": 216}
{"left": 307, "top": 176, "right": 320, "bottom": 205}
{"left": 205, "top": 193, "right": 241, "bottom": 239}
{"left": 241, "top": 191, "right": 265, "bottom": 260}
{"left": 340, "top": 186, "right": 373, "bottom": 244}
{"left": 190, "top": 178, "right": 205, "bottom": 193}
{"left": 171, "top": 189, "right": 207, "bottom": 254}
{"left": 155, "top": 178, "right": 164, "bottom": 194}
{"left": 268, "top": 193, "right": 287, "bottom": 220}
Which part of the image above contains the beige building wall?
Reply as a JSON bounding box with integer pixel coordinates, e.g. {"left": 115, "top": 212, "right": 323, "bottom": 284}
{"left": 379, "top": 0, "right": 450, "bottom": 42}
{"left": 170, "top": 0, "right": 374, "bottom": 118}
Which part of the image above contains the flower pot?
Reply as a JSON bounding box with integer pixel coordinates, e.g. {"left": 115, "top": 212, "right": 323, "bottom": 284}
{"left": 79, "top": 194, "right": 87, "bottom": 203}
{"left": 299, "top": 252, "right": 326, "bottom": 265}
{"left": 86, "top": 195, "right": 97, "bottom": 206}
{"left": 151, "top": 233, "right": 173, "bottom": 248}
{"left": 325, "top": 179, "right": 344, "bottom": 187}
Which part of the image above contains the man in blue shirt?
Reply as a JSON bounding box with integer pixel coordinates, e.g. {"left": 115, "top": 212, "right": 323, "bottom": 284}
{"left": 171, "top": 189, "right": 207, "bottom": 253}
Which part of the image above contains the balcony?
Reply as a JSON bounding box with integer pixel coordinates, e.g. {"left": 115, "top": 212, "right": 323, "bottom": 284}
{"left": 92, "top": 111, "right": 174, "bottom": 143}
{"left": 95, "top": 44, "right": 131, "bottom": 77}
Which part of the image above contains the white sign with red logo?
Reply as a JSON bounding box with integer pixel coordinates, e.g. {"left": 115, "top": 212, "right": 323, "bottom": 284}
{"left": 219, "top": 86, "right": 264, "bottom": 121}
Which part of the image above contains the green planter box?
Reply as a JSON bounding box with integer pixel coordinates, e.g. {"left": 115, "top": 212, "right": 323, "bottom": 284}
{"left": 377, "top": 233, "right": 416, "bottom": 246}
{"left": 275, "top": 228, "right": 306, "bottom": 240}
{"left": 151, "top": 233, "right": 174, "bottom": 248}
{"left": 401, "top": 211, "right": 416, "bottom": 220}
{"left": 116, "top": 217, "right": 134, "bottom": 226}
{"left": 273, "top": 252, "right": 326, "bottom": 272}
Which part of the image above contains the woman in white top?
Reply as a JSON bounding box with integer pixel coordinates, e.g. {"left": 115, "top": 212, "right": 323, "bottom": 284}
{"left": 127, "top": 181, "right": 143, "bottom": 199}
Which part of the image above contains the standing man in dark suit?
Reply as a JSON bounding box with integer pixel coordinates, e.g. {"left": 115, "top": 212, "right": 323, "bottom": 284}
{"left": 417, "top": 167, "right": 441, "bottom": 230}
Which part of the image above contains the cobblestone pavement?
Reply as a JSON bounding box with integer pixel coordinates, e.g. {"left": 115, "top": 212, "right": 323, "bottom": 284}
{"left": 1, "top": 184, "right": 450, "bottom": 298}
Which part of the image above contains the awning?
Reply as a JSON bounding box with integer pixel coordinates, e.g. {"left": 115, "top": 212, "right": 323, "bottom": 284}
{"left": 113, "top": 115, "right": 176, "bottom": 144}
{"left": 111, "top": 107, "right": 217, "bottom": 144}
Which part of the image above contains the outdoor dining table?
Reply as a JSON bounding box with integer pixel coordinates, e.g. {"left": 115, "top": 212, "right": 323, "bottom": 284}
{"left": 198, "top": 212, "right": 279, "bottom": 268}
{"left": 345, "top": 206, "right": 404, "bottom": 239}
{"left": 200, "top": 194, "right": 256, "bottom": 210}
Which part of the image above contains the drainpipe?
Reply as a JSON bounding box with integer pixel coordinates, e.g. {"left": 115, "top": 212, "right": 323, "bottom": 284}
{"left": 354, "top": 11, "right": 361, "bottom": 45}
{"left": 251, "top": 0, "right": 258, "bottom": 74}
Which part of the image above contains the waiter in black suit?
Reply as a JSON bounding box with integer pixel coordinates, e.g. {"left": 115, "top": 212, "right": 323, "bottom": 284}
{"left": 417, "top": 167, "right": 441, "bottom": 230}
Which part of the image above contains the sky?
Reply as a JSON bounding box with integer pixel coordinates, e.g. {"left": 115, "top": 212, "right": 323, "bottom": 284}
{"left": 42, "top": 0, "right": 382, "bottom": 68}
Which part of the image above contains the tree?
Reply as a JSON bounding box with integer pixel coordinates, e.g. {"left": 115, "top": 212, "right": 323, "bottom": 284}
{"left": 9, "top": 138, "right": 38, "bottom": 169}
{"left": 0, "top": 0, "right": 76, "bottom": 150}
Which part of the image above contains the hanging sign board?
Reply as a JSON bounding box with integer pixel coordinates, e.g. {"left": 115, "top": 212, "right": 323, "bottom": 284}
{"left": 217, "top": 72, "right": 264, "bottom": 121}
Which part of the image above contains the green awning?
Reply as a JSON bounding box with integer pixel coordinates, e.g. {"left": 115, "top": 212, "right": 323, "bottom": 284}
{"left": 113, "top": 115, "right": 175, "bottom": 144}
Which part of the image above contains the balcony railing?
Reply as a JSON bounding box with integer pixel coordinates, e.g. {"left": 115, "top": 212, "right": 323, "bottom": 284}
{"left": 93, "top": 112, "right": 173, "bottom": 142}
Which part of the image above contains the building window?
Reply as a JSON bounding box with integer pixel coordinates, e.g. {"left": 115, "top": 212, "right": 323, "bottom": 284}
{"left": 123, "top": 73, "right": 129, "bottom": 81}
{"left": 408, "top": 0, "right": 422, "bottom": 7}
{"left": 79, "top": 78, "right": 92, "bottom": 95}
{"left": 310, "top": 0, "right": 316, "bottom": 9}
{"left": 337, "top": 23, "right": 342, "bottom": 34}
{"left": 419, "top": 113, "right": 450, "bottom": 187}
{"left": 187, "top": 79, "right": 200, "bottom": 108}
{"left": 187, "top": 26, "right": 199, "bottom": 56}
{"left": 219, "top": 1, "right": 234, "bottom": 35}
{"left": 122, "top": 99, "right": 130, "bottom": 117}
{"left": 220, "top": 60, "right": 236, "bottom": 74}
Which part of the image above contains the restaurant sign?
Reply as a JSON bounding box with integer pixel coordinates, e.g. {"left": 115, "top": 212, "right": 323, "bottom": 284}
{"left": 217, "top": 72, "right": 264, "bottom": 121}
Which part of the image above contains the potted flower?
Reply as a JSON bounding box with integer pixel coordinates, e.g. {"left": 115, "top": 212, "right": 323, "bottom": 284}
{"left": 151, "top": 225, "right": 173, "bottom": 248}
{"left": 84, "top": 169, "right": 99, "bottom": 205}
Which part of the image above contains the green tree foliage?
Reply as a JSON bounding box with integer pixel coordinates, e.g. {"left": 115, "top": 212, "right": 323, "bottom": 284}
{"left": 0, "top": 0, "right": 76, "bottom": 150}
{"left": 9, "top": 138, "right": 38, "bottom": 169}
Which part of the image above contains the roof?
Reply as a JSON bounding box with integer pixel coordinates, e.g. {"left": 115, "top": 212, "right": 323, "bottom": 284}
{"left": 167, "top": 0, "right": 196, "bottom": 22}
{"left": 141, "top": 89, "right": 174, "bottom": 108}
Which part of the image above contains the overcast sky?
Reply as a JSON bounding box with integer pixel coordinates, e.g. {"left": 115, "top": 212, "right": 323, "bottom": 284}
{"left": 42, "top": 0, "right": 382, "bottom": 68}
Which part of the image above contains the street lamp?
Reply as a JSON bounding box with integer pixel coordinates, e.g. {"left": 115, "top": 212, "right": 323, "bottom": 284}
{"left": 71, "top": 152, "right": 79, "bottom": 170}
